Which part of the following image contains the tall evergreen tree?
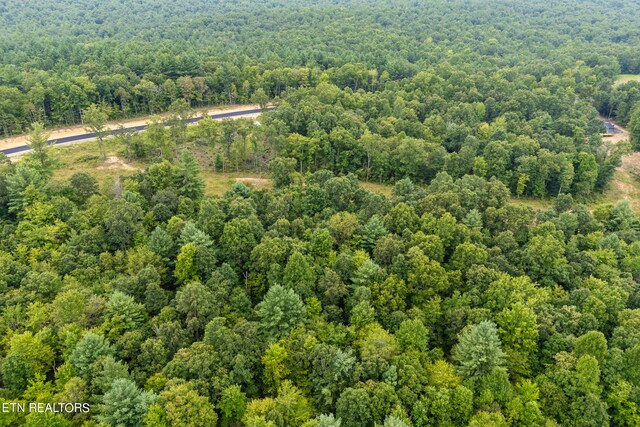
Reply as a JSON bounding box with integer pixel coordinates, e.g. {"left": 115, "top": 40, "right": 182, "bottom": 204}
{"left": 256, "top": 285, "right": 306, "bottom": 342}
{"left": 175, "top": 149, "right": 205, "bottom": 200}
{"left": 453, "top": 320, "right": 506, "bottom": 379}
{"left": 98, "top": 378, "right": 157, "bottom": 427}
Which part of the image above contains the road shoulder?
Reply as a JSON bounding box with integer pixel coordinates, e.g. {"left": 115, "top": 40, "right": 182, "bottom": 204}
{"left": 0, "top": 104, "right": 260, "bottom": 151}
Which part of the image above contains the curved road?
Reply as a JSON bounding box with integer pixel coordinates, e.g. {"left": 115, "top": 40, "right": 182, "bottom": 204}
{"left": 1, "top": 107, "right": 271, "bottom": 157}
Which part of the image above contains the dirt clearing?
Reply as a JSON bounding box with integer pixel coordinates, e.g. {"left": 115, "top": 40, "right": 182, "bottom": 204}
{"left": 235, "top": 177, "right": 271, "bottom": 191}
{"left": 96, "top": 156, "right": 140, "bottom": 171}
{"left": 599, "top": 115, "right": 630, "bottom": 144}
{"left": 598, "top": 116, "right": 640, "bottom": 211}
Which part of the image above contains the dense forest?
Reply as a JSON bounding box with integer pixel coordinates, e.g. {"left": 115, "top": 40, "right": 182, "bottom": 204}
{"left": 3, "top": 144, "right": 640, "bottom": 427}
{"left": 1, "top": 0, "right": 640, "bottom": 134}
{"left": 3, "top": 0, "right": 640, "bottom": 426}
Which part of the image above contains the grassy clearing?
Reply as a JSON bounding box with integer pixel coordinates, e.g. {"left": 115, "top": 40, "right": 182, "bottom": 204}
{"left": 48, "top": 139, "right": 142, "bottom": 182}
{"left": 508, "top": 175, "right": 640, "bottom": 215}
{"left": 599, "top": 168, "right": 640, "bottom": 212}
{"left": 509, "top": 196, "right": 553, "bottom": 211}
{"left": 45, "top": 139, "right": 396, "bottom": 197}
{"left": 614, "top": 74, "right": 640, "bottom": 86}
{"left": 202, "top": 172, "right": 271, "bottom": 196}
{"left": 41, "top": 140, "right": 640, "bottom": 213}
{"left": 359, "top": 181, "right": 393, "bottom": 196}
{"left": 45, "top": 139, "right": 273, "bottom": 196}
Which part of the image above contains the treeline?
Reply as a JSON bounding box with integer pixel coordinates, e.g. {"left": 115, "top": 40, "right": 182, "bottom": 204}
{"left": 264, "top": 61, "right": 628, "bottom": 199}
{"left": 1, "top": 148, "right": 640, "bottom": 426}
{"left": 0, "top": 65, "right": 310, "bottom": 135}
{"left": 2, "top": 0, "right": 640, "bottom": 135}
{"left": 598, "top": 81, "right": 640, "bottom": 127}
{"left": 113, "top": 60, "right": 624, "bottom": 199}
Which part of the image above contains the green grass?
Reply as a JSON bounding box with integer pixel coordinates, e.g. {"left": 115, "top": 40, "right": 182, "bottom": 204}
{"left": 359, "top": 181, "right": 393, "bottom": 196}
{"left": 597, "top": 168, "right": 640, "bottom": 212}
{"left": 46, "top": 138, "right": 274, "bottom": 196}
{"left": 509, "top": 169, "right": 640, "bottom": 215}
{"left": 202, "top": 171, "right": 271, "bottom": 196}
{"left": 41, "top": 140, "right": 640, "bottom": 213}
{"left": 509, "top": 196, "right": 553, "bottom": 211}
{"left": 48, "top": 139, "right": 142, "bottom": 182}
{"left": 614, "top": 74, "right": 640, "bottom": 86}
{"left": 46, "top": 140, "right": 397, "bottom": 198}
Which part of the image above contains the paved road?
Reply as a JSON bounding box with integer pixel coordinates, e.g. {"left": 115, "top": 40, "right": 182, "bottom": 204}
{"left": 1, "top": 107, "right": 271, "bottom": 156}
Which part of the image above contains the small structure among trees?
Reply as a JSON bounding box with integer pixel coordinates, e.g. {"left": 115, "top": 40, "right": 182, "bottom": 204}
{"left": 603, "top": 121, "right": 618, "bottom": 135}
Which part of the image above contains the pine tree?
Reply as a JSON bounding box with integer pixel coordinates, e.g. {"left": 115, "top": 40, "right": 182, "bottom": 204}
{"left": 6, "top": 164, "right": 46, "bottom": 214}
{"left": 317, "top": 414, "right": 342, "bottom": 427}
{"left": 175, "top": 149, "right": 205, "bottom": 200}
{"left": 180, "top": 221, "right": 213, "bottom": 248}
{"left": 361, "top": 215, "right": 387, "bottom": 251}
{"left": 463, "top": 209, "right": 483, "bottom": 229}
{"left": 149, "top": 226, "right": 175, "bottom": 262}
{"left": 256, "top": 285, "right": 306, "bottom": 342}
{"left": 99, "top": 378, "right": 157, "bottom": 427}
{"left": 69, "top": 332, "right": 114, "bottom": 378}
{"left": 453, "top": 320, "right": 506, "bottom": 378}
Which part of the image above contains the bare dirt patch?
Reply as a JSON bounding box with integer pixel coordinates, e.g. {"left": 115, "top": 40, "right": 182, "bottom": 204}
{"left": 599, "top": 115, "right": 630, "bottom": 144}
{"left": 96, "top": 156, "right": 139, "bottom": 171}
{"left": 235, "top": 177, "right": 270, "bottom": 189}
